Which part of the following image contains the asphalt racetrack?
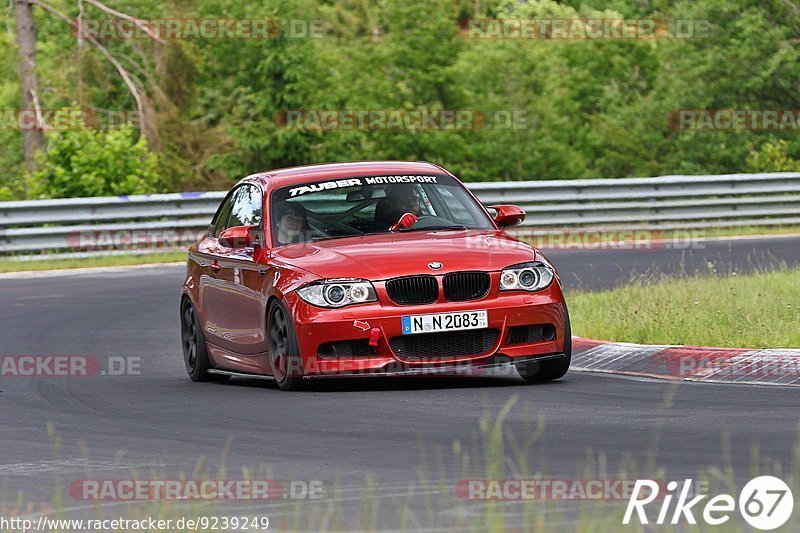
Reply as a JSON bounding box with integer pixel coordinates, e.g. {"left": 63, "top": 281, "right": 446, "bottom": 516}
{"left": 1, "top": 234, "right": 799, "bottom": 528}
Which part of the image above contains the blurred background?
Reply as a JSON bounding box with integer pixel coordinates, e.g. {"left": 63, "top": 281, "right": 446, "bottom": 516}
{"left": 1, "top": 0, "right": 798, "bottom": 200}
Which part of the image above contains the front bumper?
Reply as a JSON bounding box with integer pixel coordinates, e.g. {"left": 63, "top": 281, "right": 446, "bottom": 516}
{"left": 284, "top": 284, "right": 568, "bottom": 376}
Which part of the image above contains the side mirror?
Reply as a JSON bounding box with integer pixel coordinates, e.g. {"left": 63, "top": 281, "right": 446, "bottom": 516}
{"left": 218, "top": 225, "right": 262, "bottom": 249}
{"left": 489, "top": 204, "right": 526, "bottom": 228}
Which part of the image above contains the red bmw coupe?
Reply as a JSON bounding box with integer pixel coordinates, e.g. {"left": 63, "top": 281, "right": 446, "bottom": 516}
{"left": 180, "top": 161, "right": 571, "bottom": 390}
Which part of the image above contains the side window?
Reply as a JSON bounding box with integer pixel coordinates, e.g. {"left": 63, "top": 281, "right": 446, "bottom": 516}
{"left": 210, "top": 185, "right": 262, "bottom": 238}
{"left": 211, "top": 191, "right": 236, "bottom": 238}
{"left": 228, "top": 185, "right": 262, "bottom": 228}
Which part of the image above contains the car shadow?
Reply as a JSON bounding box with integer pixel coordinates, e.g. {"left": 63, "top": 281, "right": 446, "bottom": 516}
{"left": 222, "top": 374, "right": 568, "bottom": 392}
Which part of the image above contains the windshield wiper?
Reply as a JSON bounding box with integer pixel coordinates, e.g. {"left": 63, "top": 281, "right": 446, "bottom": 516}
{"left": 311, "top": 231, "right": 386, "bottom": 242}
{"left": 399, "top": 225, "right": 470, "bottom": 232}
{"left": 311, "top": 234, "right": 360, "bottom": 242}
{"left": 310, "top": 226, "right": 469, "bottom": 241}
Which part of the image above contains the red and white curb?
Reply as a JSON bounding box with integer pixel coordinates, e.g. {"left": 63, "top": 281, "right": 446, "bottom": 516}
{"left": 572, "top": 337, "right": 800, "bottom": 386}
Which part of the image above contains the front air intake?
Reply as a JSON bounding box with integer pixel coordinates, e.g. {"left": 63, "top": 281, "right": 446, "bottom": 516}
{"left": 443, "top": 272, "right": 490, "bottom": 301}
{"left": 389, "top": 329, "right": 499, "bottom": 361}
{"left": 385, "top": 275, "right": 438, "bottom": 305}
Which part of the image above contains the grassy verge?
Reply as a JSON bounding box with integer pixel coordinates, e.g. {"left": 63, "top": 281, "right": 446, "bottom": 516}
{"left": 0, "top": 252, "right": 186, "bottom": 273}
{"left": 570, "top": 268, "right": 800, "bottom": 348}
{"left": 686, "top": 224, "right": 800, "bottom": 239}
{"left": 7, "top": 398, "right": 799, "bottom": 531}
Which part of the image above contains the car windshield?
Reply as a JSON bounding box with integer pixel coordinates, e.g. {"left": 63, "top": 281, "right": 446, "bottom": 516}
{"left": 270, "top": 174, "right": 494, "bottom": 246}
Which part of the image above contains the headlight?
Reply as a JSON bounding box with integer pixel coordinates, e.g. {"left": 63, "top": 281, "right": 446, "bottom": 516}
{"left": 499, "top": 262, "right": 554, "bottom": 292}
{"left": 296, "top": 278, "right": 377, "bottom": 308}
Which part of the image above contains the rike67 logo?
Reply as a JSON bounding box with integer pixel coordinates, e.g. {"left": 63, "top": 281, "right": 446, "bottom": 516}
{"left": 624, "top": 476, "right": 794, "bottom": 530}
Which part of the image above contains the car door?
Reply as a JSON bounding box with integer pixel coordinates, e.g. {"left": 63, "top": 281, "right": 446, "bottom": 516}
{"left": 205, "top": 184, "right": 270, "bottom": 365}
{"left": 196, "top": 188, "right": 236, "bottom": 348}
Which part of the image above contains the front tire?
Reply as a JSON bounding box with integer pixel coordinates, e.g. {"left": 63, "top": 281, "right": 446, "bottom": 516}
{"left": 180, "top": 299, "right": 228, "bottom": 382}
{"left": 268, "top": 300, "right": 304, "bottom": 391}
{"left": 516, "top": 307, "right": 572, "bottom": 383}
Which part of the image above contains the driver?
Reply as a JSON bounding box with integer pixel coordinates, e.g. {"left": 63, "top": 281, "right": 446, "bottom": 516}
{"left": 375, "top": 184, "right": 422, "bottom": 228}
{"left": 274, "top": 201, "right": 309, "bottom": 245}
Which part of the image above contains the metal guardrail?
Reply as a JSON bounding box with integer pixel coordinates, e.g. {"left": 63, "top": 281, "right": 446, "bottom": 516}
{"left": 2, "top": 172, "right": 800, "bottom": 255}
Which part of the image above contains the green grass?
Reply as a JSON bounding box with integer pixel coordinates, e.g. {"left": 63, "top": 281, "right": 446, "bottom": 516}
{"left": 570, "top": 268, "right": 800, "bottom": 348}
{"left": 0, "top": 252, "right": 186, "bottom": 273}
{"left": 8, "top": 398, "right": 799, "bottom": 531}
{"left": 692, "top": 224, "right": 800, "bottom": 239}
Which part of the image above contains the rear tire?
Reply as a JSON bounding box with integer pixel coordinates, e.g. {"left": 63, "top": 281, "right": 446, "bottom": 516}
{"left": 268, "top": 300, "right": 305, "bottom": 391}
{"left": 180, "top": 299, "right": 229, "bottom": 382}
{"left": 516, "top": 307, "right": 572, "bottom": 383}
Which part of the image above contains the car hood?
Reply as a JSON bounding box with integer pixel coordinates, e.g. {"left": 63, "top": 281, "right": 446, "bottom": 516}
{"left": 270, "top": 229, "right": 541, "bottom": 280}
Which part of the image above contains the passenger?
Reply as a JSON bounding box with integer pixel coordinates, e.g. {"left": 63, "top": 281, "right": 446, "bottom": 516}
{"left": 274, "top": 201, "right": 309, "bottom": 244}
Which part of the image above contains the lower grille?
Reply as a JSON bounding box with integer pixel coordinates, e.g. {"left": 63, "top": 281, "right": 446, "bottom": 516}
{"left": 386, "top": 275, "right": 438, "bottom": 305}
{"left": 318, "top": 340, "right": 377, "bottom": 359}
{"left": 389, "top": 329, "right": 498, "bottom": 361}
{"left": 507, "top": 324, "right": 556, "bottom": 345}
{"left": 443, "top": 272, "right": 490, "bottom": 301}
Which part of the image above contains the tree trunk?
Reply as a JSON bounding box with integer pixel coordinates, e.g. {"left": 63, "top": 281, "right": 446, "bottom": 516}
{"left": 14, "top": 0, "right": 45, "bottom": 170}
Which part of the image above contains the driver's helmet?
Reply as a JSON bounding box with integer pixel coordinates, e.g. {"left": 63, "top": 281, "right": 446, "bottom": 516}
{"left": 387, "top": 184, "right": 421, "bottom": 215}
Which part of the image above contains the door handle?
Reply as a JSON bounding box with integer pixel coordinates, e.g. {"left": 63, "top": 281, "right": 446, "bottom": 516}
{"left": 210, "top": 262, "right": 222, "bottom": 273}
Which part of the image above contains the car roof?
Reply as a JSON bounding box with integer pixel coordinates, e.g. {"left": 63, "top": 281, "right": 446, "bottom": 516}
{"left": 241, "top": 161, "right": 451, "bottom": 190}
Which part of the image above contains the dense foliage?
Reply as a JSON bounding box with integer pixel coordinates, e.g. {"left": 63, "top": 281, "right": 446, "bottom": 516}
{"left": 31, "top": 125, "right": 161, "bottom": 198}
{"left": 1, "top": 0, "right": 799, "bottom": 198}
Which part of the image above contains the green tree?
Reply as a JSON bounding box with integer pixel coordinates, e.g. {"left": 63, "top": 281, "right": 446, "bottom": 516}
{"left": 32, "top": 123, "right": 162, "bottom": 198}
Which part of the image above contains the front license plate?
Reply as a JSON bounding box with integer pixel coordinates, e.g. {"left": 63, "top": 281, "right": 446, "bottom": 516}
{"left": 401, "top": 310, "right": 488, "bottom": 335}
